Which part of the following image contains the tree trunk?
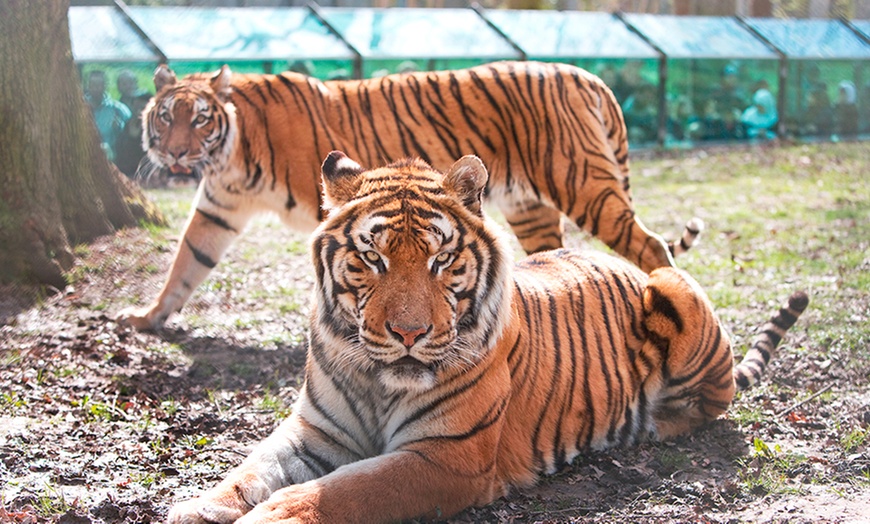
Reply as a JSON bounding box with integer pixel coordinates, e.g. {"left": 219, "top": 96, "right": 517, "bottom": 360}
{"left": 0, "top": 0, "right": 162, "bottom": 289}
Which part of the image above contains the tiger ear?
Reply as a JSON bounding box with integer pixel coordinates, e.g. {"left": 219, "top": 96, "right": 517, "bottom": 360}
{"left": 321, "top": 151, "right": 365, "bottom": 212}
{"left": 443, "top": 155, "right": 488, "bottom": 216}
{"left": 211, "top": 65, "right": 233, "bottom": 102}
{"left": 153, "top": 64, "right": 177, "bottom": 92}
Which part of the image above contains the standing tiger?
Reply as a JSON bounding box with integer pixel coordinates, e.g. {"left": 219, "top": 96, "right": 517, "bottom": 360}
{"left": 117, "top": 61, "right": 702, "bottom": 330}
{"left": 167, "top": 153, "right": 807, "bottom": 524}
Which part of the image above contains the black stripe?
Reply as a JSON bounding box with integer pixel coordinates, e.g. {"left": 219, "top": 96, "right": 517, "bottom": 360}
{"left": 647, "top": 287, "right": 684, "bottom": 334}
{"left": 184, "top": 238, "right": 217, "bottom": 269}
{"left": 196, "top": 208, "right": 237, "bottom": 233}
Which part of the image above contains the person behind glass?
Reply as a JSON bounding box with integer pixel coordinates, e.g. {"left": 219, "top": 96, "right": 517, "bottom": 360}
{"left": 667, "top": 94, "right": 700, "bottom": 142}
{"left": 611, "top": 60, "right": 645, "bottom": 105}
{"left": 117, "top": 69, "right": 138, "bottom": 112}
{"left": 621, "top": 82, "right": 658, "bottom": 144}
{"left": 698, "top": 98, "right": 743, "bottom": 141}
{"left": 800, "top": 83, "right": 832, "bottom": 137}
{"left": 114, "top": 91, "right": 152, "bottom": 179}
{"left": 833, "top": 80, "right": 858, "bottom": 138}
{"left": 85, "top": 69, "right": 131, "bottom": 162}
{"left": 709, "top": 64, "right": 748, "bottom": 119}
{"left": 699, "top": 65, "right": 747, "bottom": 140}
{"left": 741, "top": 79, "right": 777, "bottom": 140}
{"left": 595, "top": 64, "right": 619, "bottom": 99}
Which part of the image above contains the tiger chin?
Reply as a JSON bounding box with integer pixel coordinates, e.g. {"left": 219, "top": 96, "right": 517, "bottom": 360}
{"left": 167, "top": 152, "right": 807, "bottom": 524}
{"left": 117, "top": 61, "right": 704, "bottom": 331}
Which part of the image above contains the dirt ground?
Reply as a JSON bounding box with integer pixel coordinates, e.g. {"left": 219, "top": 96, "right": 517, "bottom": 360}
{"left": 1, "top": 152, "right": 869, "bottom": 523}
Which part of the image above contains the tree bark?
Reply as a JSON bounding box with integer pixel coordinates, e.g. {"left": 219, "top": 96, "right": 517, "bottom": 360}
{"left": 0, "top": 0, "right": 162, "bottom": 289}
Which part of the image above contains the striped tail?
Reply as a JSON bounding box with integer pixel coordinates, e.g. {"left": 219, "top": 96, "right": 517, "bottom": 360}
{"left": 734, "top": 291, "right": 810, "bottom": 390}
{"left": 668, "top": 217, "right": 704, "bottom": 258}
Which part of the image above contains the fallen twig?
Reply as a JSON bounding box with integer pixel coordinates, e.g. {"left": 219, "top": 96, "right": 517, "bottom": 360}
{"left": 776, "top": 384, "right": 834, "bottom": 418}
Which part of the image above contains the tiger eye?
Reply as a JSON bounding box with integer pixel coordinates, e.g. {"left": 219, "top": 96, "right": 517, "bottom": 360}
{"left": 364, "top": 251, "right": 381, "bottom": 263}
{"left": 435, "top": 252, "right": 451, "bottom": 263}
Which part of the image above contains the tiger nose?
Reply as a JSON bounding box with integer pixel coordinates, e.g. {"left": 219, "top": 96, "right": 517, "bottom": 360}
{"left": 169, "top": 147, "right": 188, "bottom": 159}
{"left": 386, "top": 322, "right": 432, "bottom": 348}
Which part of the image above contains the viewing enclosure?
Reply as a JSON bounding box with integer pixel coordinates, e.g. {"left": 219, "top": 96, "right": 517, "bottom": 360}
{"left": 68, "top": 2, "right": 870, "bottom": 148}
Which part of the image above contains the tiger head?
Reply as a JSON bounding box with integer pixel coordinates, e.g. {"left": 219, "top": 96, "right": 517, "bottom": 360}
{"left": 142, "top": 65, "right": 237, "bottom": 178}
{"left": 310, "top": 152, "right": 514, "bottom": 393}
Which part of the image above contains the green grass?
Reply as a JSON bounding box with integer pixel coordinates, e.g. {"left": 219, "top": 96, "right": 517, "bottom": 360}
{"left": 624, "top": 143, "right": 870, "bottom": 501}
{"left": 737, "top": 437, "right": 811, "bottom": 496}
{"left": 630, "top": 143, "right": 869, "bottom": 353}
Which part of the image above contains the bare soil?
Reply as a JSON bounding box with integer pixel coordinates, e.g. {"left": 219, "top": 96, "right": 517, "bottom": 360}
{"left": 2, "top": 148, "right": 869, "bottom": 523}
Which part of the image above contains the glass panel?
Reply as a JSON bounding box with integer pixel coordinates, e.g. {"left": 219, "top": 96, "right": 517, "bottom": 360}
{"left": 159, "top": 60, "right": 355, "bottom": 80}
{"left": 356, "top": 58, "right": 502, "bottom": 78}
{"left": 665, "top": 59, "right": 779, "bottom": 146}
{"left": 853, "top": 20, "right": 870, "bottom": 40}
{"left": 784, "top": 60, "right": 865, "bottom": 139}
{"left": 126, "top": 7, "right": 353, "bottom": 61}
{"left": 69, "top": 6, "right": 158, "bottom": 62}
{"left": 319, "top": 8, "right": 521, "bottom": 60}
{"left": 744, "top": 18, "right": 870, "bottom": 59}
{"left": 624, "top": 14, "right": 778, "bottom": 59}
{"left": 483, "top": 10, "right": 657, "bottom": 59}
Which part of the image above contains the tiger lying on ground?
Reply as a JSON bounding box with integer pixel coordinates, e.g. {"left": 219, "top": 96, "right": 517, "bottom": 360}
{"left": 117, "top": 61, "right": 703, "bottom": 330}
{"left": 167, "top": 153, "right": 807, "bottom": 524}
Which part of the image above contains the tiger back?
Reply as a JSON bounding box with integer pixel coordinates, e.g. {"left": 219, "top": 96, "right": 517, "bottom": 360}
{"left": 166, "top": 153, "right": 807, "bottom": 524}
{"left": 118, "top": 61, "right": 702, "bottom": 330}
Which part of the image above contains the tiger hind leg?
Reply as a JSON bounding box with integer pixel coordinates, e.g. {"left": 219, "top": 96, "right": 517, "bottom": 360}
{"left": 497, "top": 199, "right": 564, "bottom": 254}
{"left": 640, "top": 267, "right": 735, "bottom": 440}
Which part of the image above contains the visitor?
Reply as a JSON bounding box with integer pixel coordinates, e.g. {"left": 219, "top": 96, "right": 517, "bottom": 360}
{"left": 622, "top": 83, "right": 658, "bottom": 144}
{"left": 741, "top": 80, "right": 777, "bottom": 140}
{"left": 117, "top": 69, "right": 138, "bottom": 112}
{"left": 114, "top": 91, "right": 152, "bottom": 179}
{"left": 85, "top": 69, "right": 131, "bottom": 162}
{"left": 833, "top": 80, "right": 858, "bottom": 138}
{"left": 800, "top": 84, "right": 832, "bottom": 137}
{"left": 708, "top": 64, "right": 748, "bottom": 119}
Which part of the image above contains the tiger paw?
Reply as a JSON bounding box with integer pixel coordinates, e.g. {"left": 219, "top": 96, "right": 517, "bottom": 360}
{"left": 115, "top": 305, "right": 166, "bottom": 331}
{"left": 167, "top": 497, "right": 245, "bottom": 524}
{"left": 234, "top": 485, "right": 322, "bottom": 524}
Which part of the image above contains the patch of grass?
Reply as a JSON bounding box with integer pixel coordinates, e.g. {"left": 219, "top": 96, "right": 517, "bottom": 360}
{"left": 72, "top": 244, "right": 90, "bottom": 257}
{"left": 258, "top": 389, "right": 293, "bottom": 419}
{"left": 1, "top": 391, "right": 27, "bottom": 413}
{"left": 33, "top": 483, "right": 71, "bottom": 519}
{"left": 129, "top": 471, "right": 163, "bottom": 488}
{"left": 144, "top": 187, "right": 197, "bottom": 225}
{"left": 180, "top": 434, "right": 213, "bottom": 450}
{"left": 656, "top": 447, "right": 692, "bottom": 473}
{"left": 160, "top": 398, "right": 181, "bottom": 417}
{"left": 737, "top": 437, "right": 810, "bottom": 496}
{"left": 71, "top": 395, "right": 125, "bottom": 423}
{"left": 1, "top": 349, "right": 22, "bottom": 367}
{"left": 841, "top": 427, "right": 867, "bottom": 454}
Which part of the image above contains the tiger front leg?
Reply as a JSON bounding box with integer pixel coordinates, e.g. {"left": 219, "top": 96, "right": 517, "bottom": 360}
{"left": 116, "top": 187, "right": 253, "bottom": 330}
{"left": 235, "top": 445, "right": 506, "bottom": 524}
{"left": 497, "top": 199, "right": 564, "bottom": 255}
{"left": 168, "top": 413, "right": 353, "bottom": 524}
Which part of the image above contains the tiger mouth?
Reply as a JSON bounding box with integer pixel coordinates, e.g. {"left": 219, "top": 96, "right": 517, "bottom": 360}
{"left": 380, "top": 355, "right": 436, "bottom": 377}
{"left": 384, "top": 355, "right": 435, "bottom": 374}
{"left": 168, "top": 163, "right": 193, "bottom": 175}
